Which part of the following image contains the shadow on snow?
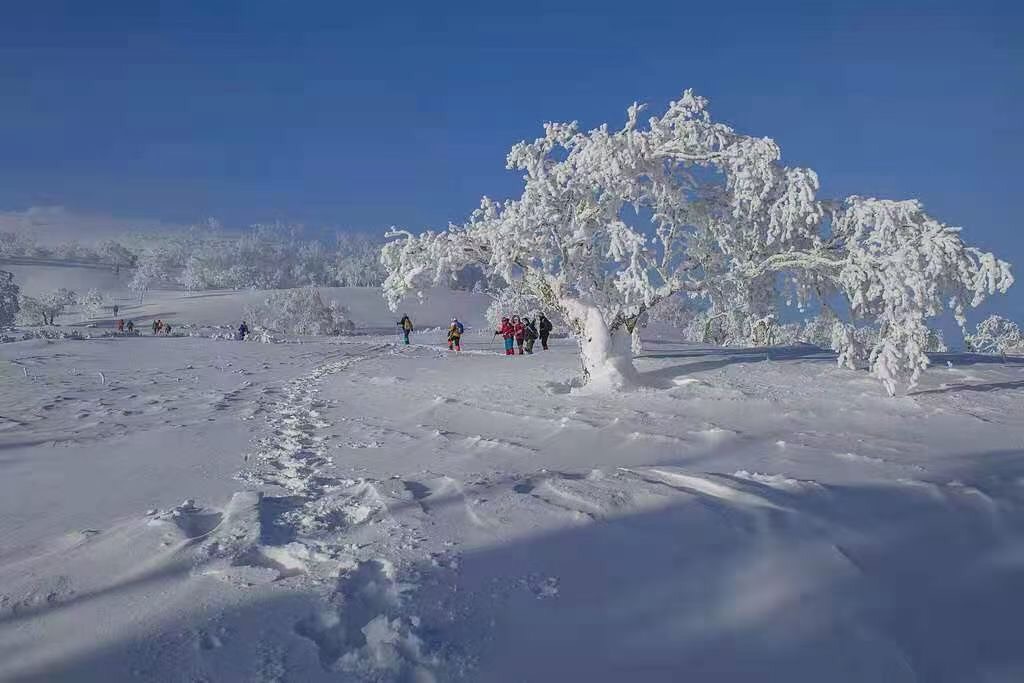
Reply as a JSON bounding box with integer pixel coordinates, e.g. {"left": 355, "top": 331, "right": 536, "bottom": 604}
{"left": 7, "top": 450, "right": 1024, "bottom": 682}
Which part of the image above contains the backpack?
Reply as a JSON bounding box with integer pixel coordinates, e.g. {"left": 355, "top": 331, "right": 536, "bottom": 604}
{"left": 455, "top": 321, "right": 465, "bottom": 334}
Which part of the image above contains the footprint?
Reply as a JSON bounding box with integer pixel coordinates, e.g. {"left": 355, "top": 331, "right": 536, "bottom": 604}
{"left": 513, "top": 481, "right": 535, "bottom": 494}
{"left": 403, "top": 480, "right": 431, "bottom": 501}
{"left": 294, "top": 559, "right": 432, "bottom": 676}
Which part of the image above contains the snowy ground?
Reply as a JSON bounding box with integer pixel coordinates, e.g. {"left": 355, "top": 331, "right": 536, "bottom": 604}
{"left": 2, "top": 284, "right": 1024, "bottom": 682}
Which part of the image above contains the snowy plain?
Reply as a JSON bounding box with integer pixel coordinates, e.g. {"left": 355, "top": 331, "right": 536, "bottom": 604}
{"left": 1, "top": 268, "right": 1023, "bottom": 682}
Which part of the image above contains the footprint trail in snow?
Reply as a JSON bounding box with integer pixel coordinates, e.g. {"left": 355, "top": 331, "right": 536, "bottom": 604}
{"left": 209, "top": 343, "right": 442, "bottom": 679}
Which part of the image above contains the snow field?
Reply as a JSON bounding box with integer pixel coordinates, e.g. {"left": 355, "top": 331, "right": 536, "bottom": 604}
{"left": 1, "top": 285, "right": 1023, "bottom": 681}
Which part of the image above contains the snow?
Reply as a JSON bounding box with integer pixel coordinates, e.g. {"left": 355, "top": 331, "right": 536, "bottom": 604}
{"left": 1, "top": 275, "right": 1024, "bottom": 681}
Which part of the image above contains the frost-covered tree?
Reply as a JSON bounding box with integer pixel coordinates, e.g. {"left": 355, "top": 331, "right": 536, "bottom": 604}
{"left": 18, "top": 288, "right": 76, "bottom": 325}
{"left": 243, "top": 287, "right": 355, "bottom": 336}
{"left": 78, "top": 288, "right": 105, "bottom": 320}
{"left": 16, "top": 295, "right": 45, "bottom": 326}
{"left": 293, "top": 241, "right": 333, "bottom": 286}
{"left": 0, "top": 270, "right": 20, "bottom": 328}
{"left": 178, "top": 255, "right": 207, "bottom": 293}
{"left": 334, "top": 233, "right": 386, "bottom": 287}
{"left": 130, "top": 251, "right": 168, "bottom": 303}
{"left": 483, "top": 279, "right": 546, "bottom": 329}
{"left": 0, "top": 231, "right": 39, "bottom": 258}
{"left": 382, "top": 90, "right": 1013, "bottom": 393}
{"left": 965, "top": 315, "right": 1023, "bottom": 355}
{"left": 98, "top": 240, "right": 137, "bottom": 275}
{"left": 52, "top": 240, "right": 98, "bottom": 262}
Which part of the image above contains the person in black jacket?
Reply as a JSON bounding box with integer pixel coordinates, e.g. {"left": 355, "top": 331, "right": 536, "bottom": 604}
{"left": 523, "top": 318, "right": 538, "bottom": 354}
{"left": 538, "top": 314, "right": 553, "bottom": 350}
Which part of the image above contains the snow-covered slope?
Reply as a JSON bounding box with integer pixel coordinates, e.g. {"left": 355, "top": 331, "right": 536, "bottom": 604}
{"left": 2, "top": 259, "right": 124, "bottom": 297}
{"left": 1, "top": 274, "right": 1023, "bottom": 681}
{"left": 3, "top": 258, "right": 490, "bottom": 332}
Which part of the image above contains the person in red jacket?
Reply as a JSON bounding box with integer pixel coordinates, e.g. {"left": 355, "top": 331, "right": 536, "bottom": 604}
{"left": 496, "top": 317, "right": 515, "bottom": 355}
{"left": 511, "top": 315, "right": 526, "bottom": 355}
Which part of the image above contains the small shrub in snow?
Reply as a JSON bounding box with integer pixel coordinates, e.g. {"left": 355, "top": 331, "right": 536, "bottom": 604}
{"left": 17, "top": 328, "right": 84, "bottom": 341}
{"left": 965, "top": 315, "right": 1023, "bottom": 355}
{"left": 244, "top": 287, "right": 355, "bottom": 336}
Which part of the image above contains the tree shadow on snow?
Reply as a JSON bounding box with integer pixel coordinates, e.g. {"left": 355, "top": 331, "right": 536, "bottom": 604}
{"left": 910, "top": 379, "right": 1024, "bottom": 396}
{"left": 637, "top": 345, "right": 834, "bottom": 387}
{"left": 930, "top": 352, "right": 1024, "bottom": 367}
{"left": 413, "top": 457, "right": 1024, "bottom": 682}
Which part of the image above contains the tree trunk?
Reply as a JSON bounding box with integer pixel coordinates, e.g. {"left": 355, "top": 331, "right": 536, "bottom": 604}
{"left": 560, "top": 297, "right": 639, "bottom": 391}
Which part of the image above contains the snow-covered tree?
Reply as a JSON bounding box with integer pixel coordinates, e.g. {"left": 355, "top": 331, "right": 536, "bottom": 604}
{"left": 243, "top": 287, "right": 355, "bottom": 336}
{"left": 17, "top": 288, "right": 76, "bottom": 325}
{"left": 0, "top": 230, "right": 46, "bottom": 258}
{"left": 130, "top": 251, "right": 168, "bottom": 303}
{"left": 52, "top": 241, "right": 98, "bottom": 262}
{"left": 16, "top": 295, "right": 45, "bottom": 326}
{"left": 965, "top": 315, "right": 1023, "bottom": 355}
{"left": 78, "top": 288, "right": 105, "bottom": 321}
{"left": 178, "top": 255, "right": 208, "bottom": 293}
{"left": 382, "top": 90, "right": 1013, "bottom": 393}
{"left": 334, "top": 232, "right": 386, "bottom": 287}
{"left": 482, "top": 278, "right": 558, "bottom": 330}
{"left": 98, "top": 240, "right": 137, "bottom": 275}
{"left": 0, "top": 270, "right": 20, "bottom": 328}
{"left": 294, "top": 241, "right": 333, "bottom": 286}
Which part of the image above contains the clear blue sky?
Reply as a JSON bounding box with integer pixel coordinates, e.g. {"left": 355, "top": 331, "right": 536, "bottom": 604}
{"left": 1, "top": 0, "right": 1021, "bottom": 315}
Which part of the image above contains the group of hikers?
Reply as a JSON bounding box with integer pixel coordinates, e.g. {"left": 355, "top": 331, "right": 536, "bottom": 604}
{"left": 151, "top": 319, "right": 173, "bottom": 335}
{"left": 110, "top": 317, "right": 172, "bottom": 335}
{"left": 395, "top": 313, "right": 553, "bottom": 355}
{"left": 111, "top": 306, "right": 135, "bottom": 335}
{"left": 495, "top": 314, "right": 552, "bottom": 355}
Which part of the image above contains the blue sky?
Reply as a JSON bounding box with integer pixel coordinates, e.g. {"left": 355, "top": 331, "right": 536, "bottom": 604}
{"left": 1, "top": 0, "right": 1021, "bottom": 316}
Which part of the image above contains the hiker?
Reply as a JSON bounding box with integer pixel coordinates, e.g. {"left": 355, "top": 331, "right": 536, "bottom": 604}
{"left": 116, "top": 319, "right": 125, "bottom": 333}
{"left": 113, "top": 304, "right": 119, "bottom": 318}
{"left": 397, "top": 315, "right": 413, "bottom": 345}
{"left": 238, "top": 321, "right": 250, "bottom": 341}
{"left": 538, "top": 313, "right": 553, "bottom": 350}
{"left": 496, "top": 317, "right": 515, "bottom": 356}
{"left": 447, "top": 317, "right": 464, "bottom": 351}
{"left": 163, "top": 322, "right": 172, "bottom": 335}
{"left": 126, "top": 320, "right": 135, "bottom": 334}
{"left": 152, "top": 319, "right": 160, "bottom": 335}
{"left": 523, "top": 317, "right": 538, "bottom": 354}
{"left": 511, "top": 315, "right": 526, "bottom": 355}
